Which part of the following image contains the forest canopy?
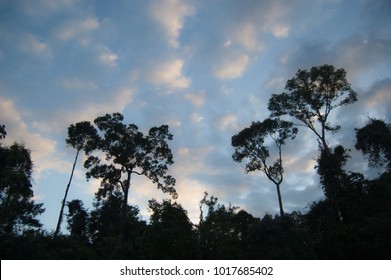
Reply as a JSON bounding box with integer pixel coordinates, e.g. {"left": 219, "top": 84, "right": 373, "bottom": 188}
{"left": 1, "top": 65, "right": 391, "bottom": 260}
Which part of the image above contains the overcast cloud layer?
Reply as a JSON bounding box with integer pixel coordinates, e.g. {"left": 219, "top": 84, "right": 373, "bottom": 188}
{"left": 0, "top": 0, "right": 390, "bottom": 230}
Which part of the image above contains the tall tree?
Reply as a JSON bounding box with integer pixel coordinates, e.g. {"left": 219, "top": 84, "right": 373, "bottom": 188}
{"left": 83, "top": 113, "right": 176, "bottom": 239}
{"left": 232, "top": 118, "right": 297, "bottom": 216}
{"left": 268, "top": 64, "right": 357, "bottom": 153}
{"left": 54, "top": 121, "right": 99, "bottom": 237}
{"left": 0, "top": 127, "right": 44, "bottom": 234}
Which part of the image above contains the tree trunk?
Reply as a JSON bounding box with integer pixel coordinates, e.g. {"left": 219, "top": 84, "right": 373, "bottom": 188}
{"left": 276, "top": 183, "right": 285, "bottom": 216}
{"left": 120, "top": 172, "right": 131, "bottom": 241}
{"left": 54, "top": 148, "right": 80, "bottom": 237}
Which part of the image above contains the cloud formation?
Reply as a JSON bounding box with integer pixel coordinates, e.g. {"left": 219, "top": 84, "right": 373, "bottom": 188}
{"left": 150, "top": 0, "right": 194, "bottom": 48}
{"left": 0, "top": 0, "right": 390, "bottom": 230}
{"left": 214, "top": 54, "right": 249, "bottom": 80}
{"left": 149, "top": 59, "right": 191, "bottom": 91}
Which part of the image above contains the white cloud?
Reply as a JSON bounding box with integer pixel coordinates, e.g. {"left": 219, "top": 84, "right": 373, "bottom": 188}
{"left": 98, "top": 46, "right": 118, "bottom": 68}
{"left": 271, "top": 24, "right": 290, "bottom": 38}
{"left": 191, "top": 113, "right": 204, "bottom": 123}
{"left": 365, "top": 86, "right": 391, "bottom": 109}
{"left": 19, "top": 33, "right": 52, "bottom": 57}
{"left": 55, "top": 17, "right": 99, "bottom": 42}
{"left": 31, "top": 87, "right": 134, "bottom": 133}
{"left": 66, "top": 87, "right": 134, "bottom": 123}
{"left": 174, "top": 146, "right": 215, "bottom": 177}
{"left": 150, "top": 0, "right": 194, "bottom": 48}
{"left": 234, "top": 22, "right": 263, "bottom": 51}
{"left": 184, "top": 91, "right": 205, "bottom": 107}
{"left": 220, "top": 85, "right": 233, "bottom": 96}
{"left": 214, "top": 54, "right": 249, "bottom": 80}
{"left": 149, "top": 59, "right": 191, "bottom": 90}
{"left": 217, "top": 114, "right": 238, "bottom": 131}
{"left": 0, "top": 97, "right": 69, "bottom": 178}
{"left": 167, "top": 119, "right": 182, "bottom": 128}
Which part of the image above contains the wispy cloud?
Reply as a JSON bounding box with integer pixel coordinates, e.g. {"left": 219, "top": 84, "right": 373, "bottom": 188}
{"left": 0, "top": 97, "right": 69, "bottom": 179}
{"left": 233, "top": 22, "right": 263, "bottom": 51}
{"left": 217, "top": 114, "right": 238, "bottom": 131}
{"left": 19, "top": 33, "right": 52, "bottom": 57}
{"left": 149, "top": 59, "right": 191, "bottom": 91}
{"left": 98, "top": 46, "right": 118, "bottom": 68}
{"left": 60, "top": 78, "right": 98, "bottom": 90}
{"left": 184, "top": 91, "right": 205, "bottom": 107}
{"left": 214, "top": 54, "right": 249, "bottom": 80}
{"left": 55, "top": 17, "right": 99, "bottom": 43}
{"left": 150, "top": 0, "right": 194, "bottom": 48}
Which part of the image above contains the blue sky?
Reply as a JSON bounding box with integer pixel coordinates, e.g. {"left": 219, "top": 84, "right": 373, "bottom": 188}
{"left": 0, "top": 0, "right": 390, "bottom": 232}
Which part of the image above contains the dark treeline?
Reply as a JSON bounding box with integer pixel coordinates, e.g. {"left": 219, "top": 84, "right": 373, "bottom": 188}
{"left": 1, "top": 65, "right": 391, "bottom": 259}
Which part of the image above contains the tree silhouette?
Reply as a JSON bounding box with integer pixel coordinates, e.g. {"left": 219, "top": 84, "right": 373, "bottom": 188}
{"left": 0, "top": 127, "right": 44, "bottom": 234}
{"left": 88, "top": 191, "right": 146, "bottom": 258}
{"left": 83, "top": 113, "right": 176, "bottom": 240}
{"left": 66, "top": 199, "right": 89, "bottom": 242}
{"left": 55, "top": 121, "right": 99, "bottom": 237}
{"left": 268, "top": 64, "right": 357, "bottom": 153}
{"left": 355, "top": 119, "right": 391, "bottom": 171}
{"left": 198, "top": 192, "right": 243, "bottom": 259}
{"left": 0, "top": 125, "right": 6, "bottom": 140}
{"left": 232, "top": 118, "right": 297, "bottom": 216}
{"left": 144, "top": 199, "right": 198, "bottom": 259}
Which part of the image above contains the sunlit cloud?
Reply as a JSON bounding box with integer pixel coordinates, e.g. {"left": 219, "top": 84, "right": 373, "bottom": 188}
{"left": 31, "top": 87, "right": 134, "bottom": 133}
{"left": 149, "top": 59, "right": 191, "bottom": 91}
{"left": 233, "top": 22, "right": 263, "bottom": 51}
{"left": 1, "top": 0, "right": 390, "bottom": 229}
{"left": 0, "top": 97, "right": 69, "bottom": 179}
{"left": 214, "top": 54, "right": 249, "bottom": 80}
{"left": 217, "top": 114, "right": 238, "bottom": 131}
{"left": 150, "top": 0, "right": 194, "bottom": 48}
{"left": 184, "top": 91, "right": 205, "bottom": 107}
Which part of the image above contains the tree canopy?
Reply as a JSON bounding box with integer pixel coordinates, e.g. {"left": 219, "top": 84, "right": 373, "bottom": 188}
{"left": 1, "top": 66, "right": 391, "bottom": 260}
{"left": 355, "top": 119, "right": 391, "bottom": 170}
{"left": 83, "top": 113, "right": 176, "bottom": 239}
{"left": 0, "top": 127, "right": 44, "bottom": 235}
{"left": 232, "top": 118, "right": 297, "bottom": 216}
{"left": 268, "top": 64, "right": 357, "bottom": 151}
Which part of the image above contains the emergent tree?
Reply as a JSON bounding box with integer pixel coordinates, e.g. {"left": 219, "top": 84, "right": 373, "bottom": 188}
{"left": 55, "top": 121, "right": 99, "bottom": 237}
{"left": 83, "top": 113, "right": 176, "bottom": 239}
{"left": 232, "top": 118, "right": 297, "bottom": 216}
{"left": 268, "top": 64, "right": 357, "bottom": 153}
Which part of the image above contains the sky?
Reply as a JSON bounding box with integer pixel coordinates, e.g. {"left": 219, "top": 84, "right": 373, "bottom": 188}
{"left": 0, "top": 0, "right": 390, "bottom": 232}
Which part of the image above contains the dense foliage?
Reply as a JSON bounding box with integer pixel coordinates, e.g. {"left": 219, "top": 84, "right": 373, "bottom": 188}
{"left": 1, "top": 65, "right": 391, "bottom": 259}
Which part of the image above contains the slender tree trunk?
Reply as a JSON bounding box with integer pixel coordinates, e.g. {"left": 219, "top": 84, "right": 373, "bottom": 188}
{"left": 120, "top": 172, "right": 131, "bottom": 241}
{"left": 54, "top": 148, "right": 80, "bottom": 237}
{"left": 276, "top": 183, "right": 284, "bottom": 216}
